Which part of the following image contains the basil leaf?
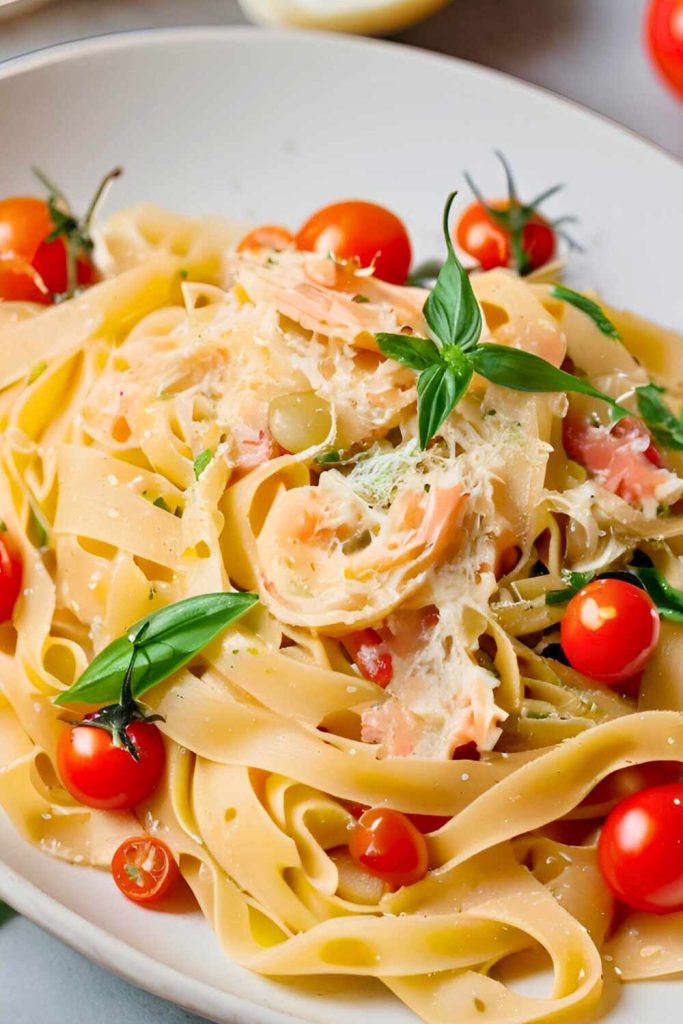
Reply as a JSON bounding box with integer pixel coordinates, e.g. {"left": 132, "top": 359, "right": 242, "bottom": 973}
{"left": 417, "top": 362, "right": 472, "bottom": 448}
{"left": 635, "top": 384, "right": 683, "bottom": 451}
{"left": 423, "top": 193, "right": 482, "bottom": 353}
{"left": 632, "top": 566, "right": 683, "bottom": 622}
{"left": 545, "top": 569, "right": 595, "bottom": 606}
{"left": 193, "top": 448, "right": 214, "bottom": 479}
{"left": 54, "top": 591, "right": 258, "bottom": 706}
{"left": 470, "top": 344, "right": 629, "bottom": 421}
{"left": 376, "top": 333, "right": 442, "bottom": 371}
{"left": 551, "top": 285, "right": 620, "bottom": 340}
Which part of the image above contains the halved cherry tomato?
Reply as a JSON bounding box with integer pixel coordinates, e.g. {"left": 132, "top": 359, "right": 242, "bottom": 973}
{"left": 455, "top": 200, "right": 555, "bottom": 273}
{"left": 340, "top": 628, "right": 393, "bottom": 687}
{"left": 57, "top": 718, "right": 165, "bottom": 810}
{"left": 349, "top": 807, "right": 428, "bottom": 888}
{"left": 236, "top": 224, "right": 294, "bottom": 254}
{"left": 296, "top": 200, "right": 412, "bottom": 285}
{"left": 598, "top": 782, "right": 683, "bottom": 913}
{"left": 560, "top": 579, "right": 660, "bottom": 685}
{"left": 645, "top": 0, "right": 683, "bottom": 99}
{"left": 0, "top": 532, "right": 23, "bottom": 622}
{"left": 111, "top": 836, "right": 179, "bottom": 905}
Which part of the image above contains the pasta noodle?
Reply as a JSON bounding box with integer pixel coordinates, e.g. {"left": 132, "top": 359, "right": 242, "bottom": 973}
{"left": 1, "top": 202, "right": 683, "bottom": 1024}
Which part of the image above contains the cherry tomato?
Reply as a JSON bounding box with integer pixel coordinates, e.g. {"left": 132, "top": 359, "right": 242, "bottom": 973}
{"left": 340, "top": 628, "right": 393, "bottom": 687}
{"left": 455, "top": 200, "right": 555, "bottom": 272}
{"left": 343, "top": 801, "right": 451, "bottom": 835}
{"left": 598, "top": 782, "right": 683, "bottom": 913}
{"left": 111, "top": 836, "right": 179, "bottom": 905}
{"left": 236, "top": 224, "right": 294, "bottom": 253}
{"left": 560, "top": 579, "right": 660, "bottom": 685}
{"left": 0, "top": 532, "right": 23, "bottom": 623}
{"left": 0, "top": 195, "right": 98, "bottom": 303}
{"left": 349, "top": 807, "right": 428, "bottom": 888}
{"left": 57, "top": 719, "right": 165, "bottom": 810}
{"left": 296, "top": 201, "right": 412, "bottom": 285}
{"left": 32, "top": 236, "right": 99, "bottom": 297}
{"left": 646, "top": 0, "right": 683, "bottom": 99}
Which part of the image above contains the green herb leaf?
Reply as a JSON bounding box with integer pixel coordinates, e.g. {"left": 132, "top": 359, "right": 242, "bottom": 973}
{"left": 54, "top": 591, "right": 259, "bottom": 706}
{"left": 193, "top": 449, "right": 214, "bottom": 480}
{"left": 635, "top": 384, "right": 683, "bottom": 451}
{"left": 27, "top": 361, "right": 48, "bottom": 385}
{"left": 376, "top": 333, "right": 442, "bottom": 371}
{"left": 545, "top": 569, "right": 595, "bottom": 605}
{"left": 28, "top": 504, "right": 48, "bottom": 548}
{"left": 632, "top": 566, "right": 683, "bottom": 622}
{"left": 152, "top": 496, "right": 172, "bottom": 513}
{"left": 315, "top": 449, "right": 341, "bottom": 465}
{"left": 423, "top": 193, "right": 482, "bottom": 353}
{"left": 470, "top": 344, "right": 629, "bottom": 421}
{"left": 551, "top": 285, "right": 620, "bottom": 339}
{"left": 0, "top": 520, "right": 6, "bottom": 533}
{"left": 352, "top": 294, "right": 370, "bottom": 304}
{"left": 417, "top": 362, "right": 472, "bottom": 448}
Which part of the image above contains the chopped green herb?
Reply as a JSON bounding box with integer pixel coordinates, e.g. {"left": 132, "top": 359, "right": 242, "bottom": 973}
{"left": 28, "top": 504, "right": 48, "bottom": 549}
{"left": 352, "top": 294, "right": 370, "bottom": 304}
{"left": 27, "top": 361, "right": 47, "bottom": 385}
{"left": 179, "top": 268, "right": 188, "bottom": 280}
{"left": 315, "top": 449, "right": 341, "bottom": 465}
{"left": 193, "top": 449, "right": 213, "bottom": 480}
{"left": 341, "top": 529, "right": 372, "bottom": 555}
{"left": 545, "top": 569, "right": 595, "bottom": 605}
{"left": 0, "top": 520, "right": 6, "bottom": 533}
{"left": 632, "top": 566, "right": 683, "bottom": 623}
{"left": 124, "top": 863, "right": 140, "bottom": 883}
{"left": 152, "top": 496, "right": 171, "bottom": 513}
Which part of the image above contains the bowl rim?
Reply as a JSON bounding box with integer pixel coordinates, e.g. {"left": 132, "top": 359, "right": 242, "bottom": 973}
{"left": 0, "top": 24, "right": 680, "bottom": 170}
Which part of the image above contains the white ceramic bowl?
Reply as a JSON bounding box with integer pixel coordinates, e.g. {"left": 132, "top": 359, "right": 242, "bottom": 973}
{"left": 1, "top": 27, "right": 682, "bottom": 1024}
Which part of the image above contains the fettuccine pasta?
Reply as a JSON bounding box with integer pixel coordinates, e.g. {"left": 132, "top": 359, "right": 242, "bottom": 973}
{"left": 1, "top": 197, "right": 683, "bottom": 1024}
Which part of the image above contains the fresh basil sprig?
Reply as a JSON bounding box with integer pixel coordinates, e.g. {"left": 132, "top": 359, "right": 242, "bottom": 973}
{"left": 550, "top": 285, "right": 621, "bottom": 340}
{"left": 55, "top": 591, "right": 258, "bottom": 706}
{"left": 376, "top": 193, "right": 629, "bottom": 448}
{"left": 635, "top": 384, "right": 683, "bottom": 451}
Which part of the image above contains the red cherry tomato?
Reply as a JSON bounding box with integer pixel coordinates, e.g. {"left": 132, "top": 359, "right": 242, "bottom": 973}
{"left": 57, "top": 719, "right": 165, "bottom": 810}
{"left": 0, "top": 195, "right": 98, "bottom": 303}
{"left": 32, "top": 236, "right": 99, "bottom": 297}
{"left": 598, "top": 782, "right": 683, "bottom": 913}
{"left": 111, "top": 836, "right": 179, "bottom": 905}
{"left": 340, "top": 628, "right": 393, "bottom": 687}
{"left": 455, "top": 200, "right": 555, "bottom": 273}
{"left": 236, "top": 224, "right": 294, "bottom": 253}
{"left": 0, "top": 532, "right": 23, "bottom": 623}
{"left": 349, "top": 807, "right": 428, "bottom": 888}
{"left": 646, "top": 0, "right": 683, "bottom": 99}
{"left": 560, "top": 579, "right": 660, "bottom": 685}
{"left": 296, "top": 201, "right": 412, "bottom": 285}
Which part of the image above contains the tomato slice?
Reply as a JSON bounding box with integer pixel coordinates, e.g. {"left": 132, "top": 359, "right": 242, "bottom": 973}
{"left": 112, "top": 836, "right": 179, "bottom": 904}
{"left": 0, "top": 532, "right": 23, "bottom": 622}
{"left": 349, "top": 807, "right": 428, "bottom": 888}
{"left": 340, "top": 628, "right": 393, "bottom": 687}
{"left": 560, "top": 578, "right": 660, "bottom": 685}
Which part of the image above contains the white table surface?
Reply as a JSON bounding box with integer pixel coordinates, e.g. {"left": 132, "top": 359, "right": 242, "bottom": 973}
{"left": 0, "top": 2, "right": 681, "bottom": 1023}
